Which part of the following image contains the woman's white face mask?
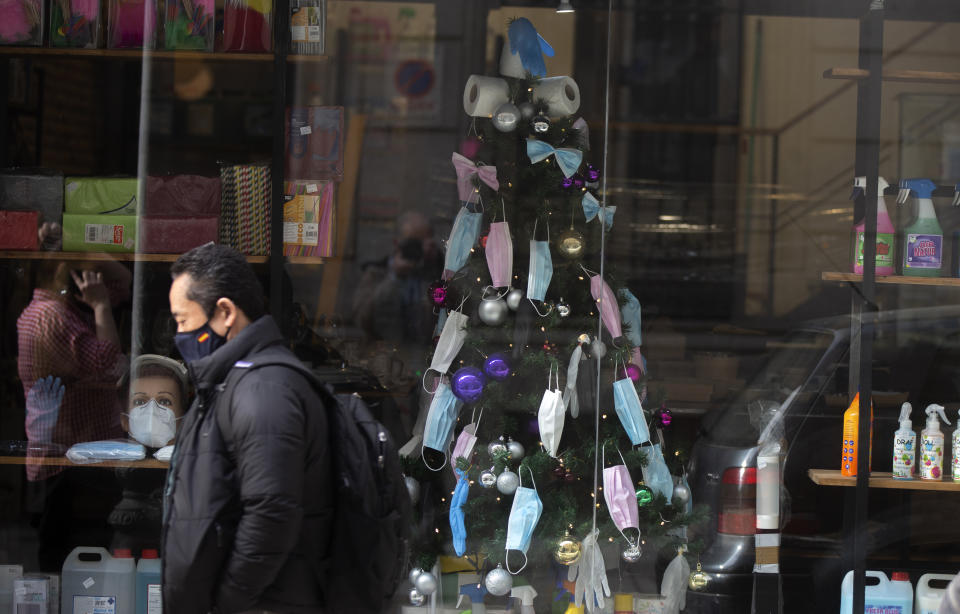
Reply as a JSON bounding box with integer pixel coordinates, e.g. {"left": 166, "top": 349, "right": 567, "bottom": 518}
{"left": 127, "top": 399, "right": 180, "bottom": 448}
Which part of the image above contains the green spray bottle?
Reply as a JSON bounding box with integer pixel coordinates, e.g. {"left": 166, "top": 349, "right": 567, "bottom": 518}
{"left": 899, "top": 178, "right": 942, "bottom": 277}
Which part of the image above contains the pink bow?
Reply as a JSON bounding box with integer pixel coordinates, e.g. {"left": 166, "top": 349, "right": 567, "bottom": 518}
{"left": 452, "top": 152, "right": 499, "bottom": 203}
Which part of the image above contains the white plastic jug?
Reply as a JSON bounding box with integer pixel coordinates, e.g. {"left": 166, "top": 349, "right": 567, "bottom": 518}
{"left": 841, "top": 570, "right": 913, "bottom": 614}
{"left": 62, "top": 547, "right": 135, "bottom": 614}
{"left": 916, "top": 573, "right": 957, "bottom": 614}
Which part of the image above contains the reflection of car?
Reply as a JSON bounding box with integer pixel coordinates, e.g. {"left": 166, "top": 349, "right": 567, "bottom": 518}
{"left": 679, "top": 305, "right": 960, "bottom": 613}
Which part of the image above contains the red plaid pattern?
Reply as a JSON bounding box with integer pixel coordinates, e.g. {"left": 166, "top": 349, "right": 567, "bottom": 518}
{"left": 18, "top": 289, "right": 126, "bottom": 480}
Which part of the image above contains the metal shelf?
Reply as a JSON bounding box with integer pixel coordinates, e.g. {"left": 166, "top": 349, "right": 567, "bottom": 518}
{"left": 809, "top": 469, "right": 960, "bottom": 492}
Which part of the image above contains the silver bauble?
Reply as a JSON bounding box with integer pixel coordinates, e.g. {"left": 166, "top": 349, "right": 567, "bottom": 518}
{"left": 496, "top": 469, "right": 520, "bottom": 495}
{"left": 404, "top": 476, "right": 420, "bottom": 503}
{"left": 409, "top": 588, "right": 426, "bottom": 606}
{"left": 518, "top": 101, "right": 536, "bottom": 120}
{"left": 531, "top": 113, "right": 551, "bottom": 134}
{"left": 414, "top": 571, "right": 438, "bottom": 596}
{"left": 622, "top": 544, "right": 642, "bottom": 563}
{"left": 505, "top": 288, "right": 524, "bottom": 311}
{"left": 556, "top": 228, "right": 585, "bottom": 260}
{"left": 557, "top": 301, "right": 571, "bottom": 318}
{"left": 672, "top": 482, "right": 691, "bottom": 507}
{"left": 487, "top": 439, "right": 507, "bottom": 458}
{"left": 484, "top": 565, "right": 513, "bottom": 596}
{"left": 507, "top": 438, "right": 525, "bottom": 460}
{"left": 479, "top": 468, "right": 497, "bottom": 488}
{"left": 478, "top": 297, "right": 509, "bottom": 326}
{"left": 590, "top": 338, "right": 607, "bottom": 359}
{"left": 492, "top": 102, "right": 521, "bottom": 132}
{"left": 409, "top": 567, "right": 424, "bottom": 585}
{"left": 577, "top": 333, "right": 591, "bottom": 345}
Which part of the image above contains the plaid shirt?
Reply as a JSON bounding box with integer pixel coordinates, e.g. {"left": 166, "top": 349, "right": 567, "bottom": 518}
{"left": 18, "top": 289, "right": 126, "bottom": 480}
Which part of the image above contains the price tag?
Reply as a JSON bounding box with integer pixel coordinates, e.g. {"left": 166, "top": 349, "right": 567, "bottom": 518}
{"left": 299, "top": 126, "right": 312, "bottom": 135}
{"left": 306, "top": 184, "right": 318, "bottom": 193}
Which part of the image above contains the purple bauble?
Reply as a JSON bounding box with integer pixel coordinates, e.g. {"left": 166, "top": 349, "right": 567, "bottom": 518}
{"left": 484, "top": 352, "right": 511, "bottom": 381}
{"left": 428, "top": 281, "right": 447, "bottom": 307}
{"left": 572, "top": 174, "right": 585, "bottom": 190}
{"left": 561, "top": 176, "right": 575, "bottom": 190}
{"left": 625, "top": 363, "right": 642, "bottom": 382}
{"left": 451, "top": 366, "right": 486, "bottom": 403}
{"left": 586, "top": 164, "right": 600, "bottom": 183}
{"left": 659, "top": 408, "right": 673, "bottom": 427}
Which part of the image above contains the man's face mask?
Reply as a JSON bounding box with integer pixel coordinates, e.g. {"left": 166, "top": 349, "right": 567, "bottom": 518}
{"left": 174, "top": 321, "right": 227, "bottom": 364}
{"left": 127, "top": 399, "right": 179, "bottom": 448}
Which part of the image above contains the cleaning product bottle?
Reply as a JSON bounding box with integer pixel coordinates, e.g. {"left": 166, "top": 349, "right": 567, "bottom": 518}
{"left": 841, "top": 393, "right": 873, "bottom": 477}
{"left": 852, "top": 176, "right": 895, "bottom": 276}
{"left": 892, "top": 402, "right": 916, "bottom": 479}
{"left": 900, "top": 178, "right": 942, "bottom": 277}
{"left": 954, "top": 408, "right": 960, "bottom": 482}
{"left": 136, "top": 549, "right": 162, "bottom": 614}
{"left": 840, "top": 570, "right": 913, "bottom": 614}
{"left": 916, "top": 573, "right": 955, "bottom": 614}
{"left": 920, "top": 404, "right": 950, "bottom": 480}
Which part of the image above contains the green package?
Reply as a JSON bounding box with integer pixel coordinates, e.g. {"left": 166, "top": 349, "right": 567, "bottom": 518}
{"left": 62, "top": 214, "right": 138, "bottom": 253}
{"left": 64, "top": 178, "right": 139, "bottom": 214}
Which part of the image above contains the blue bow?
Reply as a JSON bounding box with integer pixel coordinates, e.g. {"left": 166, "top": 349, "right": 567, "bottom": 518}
{"left": 582, "top": 192, "right": 615, "bottom": 230}
{"left": 526, "top": 139, "right": 583, "bottom": 178}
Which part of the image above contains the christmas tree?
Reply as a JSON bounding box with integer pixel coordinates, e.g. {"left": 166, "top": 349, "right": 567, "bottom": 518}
{"left": 402, "top": 17, "right": 706, "bottom": 612}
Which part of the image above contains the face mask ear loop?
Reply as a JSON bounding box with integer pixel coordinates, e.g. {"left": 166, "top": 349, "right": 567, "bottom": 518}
{"left": 422, "top": 369, "right": 441, "bottom": 394}
{"left": 522, "top": 464, "right": 537, "bottom": 492}
{"left": 580, "top": 263, "right": 598, "bottom": 277}
{"left": 421, "top": 445, "right": 448, "bottom": 472}
{"left": 483, "top": 284, "right": 510, "bottom": 300}
{"left": 500, "top": 196, "right": 508, "bottom": 225}
{"left": 475, "top": 406, "right": 484, "bottom": 431}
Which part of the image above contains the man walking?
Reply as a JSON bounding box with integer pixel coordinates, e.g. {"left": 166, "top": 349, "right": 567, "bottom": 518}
{"left": 162, "top": 244, "right": 331, "bottom": 614}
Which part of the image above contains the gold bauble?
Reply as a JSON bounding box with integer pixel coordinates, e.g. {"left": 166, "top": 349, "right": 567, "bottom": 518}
{"left": 556, "top": 228, "right": 586, "bottom": 260}
{"left": 688, "top": 562, "right": 711, "bottom": 591}
{"left": 553, "top": 535, "right": 582, "bottom": 566}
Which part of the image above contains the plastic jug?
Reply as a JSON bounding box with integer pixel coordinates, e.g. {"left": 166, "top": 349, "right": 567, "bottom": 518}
{"left": 62, "top": 547, "right": 135, "bottom": 614}
{"left": 136, "top": 549, "right": 163, "bottom": 614}
{"left": 916, "top": 573, "right": 956, "bottom": 614}
{"left": 840, "top": 570, "right": 913, "bottom": 614}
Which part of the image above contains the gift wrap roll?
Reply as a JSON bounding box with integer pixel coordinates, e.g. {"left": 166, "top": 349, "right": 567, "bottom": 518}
{"left": 531, "top": 76, "right": 581, "bottom": 118}
{"left": 462, "top": 75, "right": 509, "bottom": 118}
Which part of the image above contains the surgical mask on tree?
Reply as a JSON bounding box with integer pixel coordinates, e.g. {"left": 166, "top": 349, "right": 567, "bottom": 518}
{"left": 443, "top": 204, "right": 483, "bottom": 280}
{"left": 527, "top": 219, "right": 553, "bottom": 306}
{"left": 537, "top": 363, "right": 565, "bottom": 458}
{"left": 424, "top": 300, "right": 469, "bottom": 389}
{"left": 612, "top": 357, "right": 650, "bottom": 446}
{"left": 127, "top": 399, "right": 179, "bottom": 448}
{"left": 451, "top": 407, "right": 483, "bottom": 478}
{"left": 505, "top": 466, "right": 543, "bottom": 574}
{"left": 485, "top": 201, "right": 513, "bottom": 290}
{"left": 602, "top": 444, "right": 640, "bottom": 548}
{"left": 421, "top": 379, "right": 462, "bottom": 470}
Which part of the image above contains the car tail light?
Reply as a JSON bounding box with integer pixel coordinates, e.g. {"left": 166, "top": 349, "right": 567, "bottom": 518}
{"left": 717, "top": 467, "right": 756, "bottom": 535}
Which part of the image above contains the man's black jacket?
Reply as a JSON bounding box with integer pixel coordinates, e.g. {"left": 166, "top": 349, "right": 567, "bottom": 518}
{"left": 162, "top": 315, "right": 332, "bottom": 614}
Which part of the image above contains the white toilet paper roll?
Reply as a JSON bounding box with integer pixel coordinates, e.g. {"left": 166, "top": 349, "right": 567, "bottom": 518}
{"left": 463, "top": 75, "right": 510, "bottom": 118}
{"left": 531, "top": 76, "right": 581, "bottom": 118}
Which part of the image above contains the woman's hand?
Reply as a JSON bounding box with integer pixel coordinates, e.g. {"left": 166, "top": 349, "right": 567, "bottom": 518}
{"left": 70, "top": 269, "right": 111, "bottom": 311}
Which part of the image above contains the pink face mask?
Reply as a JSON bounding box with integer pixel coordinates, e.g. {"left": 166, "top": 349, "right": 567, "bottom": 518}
{"left": 586, "top": 269, "right": 622, "bottom": 339}
{"left": 602, "top": 448, "right": 640, "bottom": 544}
{"left": 450, "top": 409, "right": 482, "bottom": 477}
{"left": 486, "top": 221, "right": 513, "bottom": 288}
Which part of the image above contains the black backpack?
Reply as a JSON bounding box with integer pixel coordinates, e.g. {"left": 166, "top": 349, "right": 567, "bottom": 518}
{"left": 220, "top": 355, "right": 412, "bottom": 614}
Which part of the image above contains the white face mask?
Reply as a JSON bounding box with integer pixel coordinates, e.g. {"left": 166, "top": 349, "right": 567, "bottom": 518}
{"left": 425, "top": 308, "right": 469, "bottom": 385}
{"left": 537, "top": 364, "right": 565, "bottom": 458}
{"left": 127, "top": 399, "right": 179, "bottom": 448}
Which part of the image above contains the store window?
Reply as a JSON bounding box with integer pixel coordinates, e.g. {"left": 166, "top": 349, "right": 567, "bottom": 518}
{"left": 3, "top": 2, "right": 960, "bottom": 614}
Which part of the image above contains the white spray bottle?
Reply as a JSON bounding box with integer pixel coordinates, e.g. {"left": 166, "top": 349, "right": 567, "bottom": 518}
{"left": 920, "top": 404, "right": 950, "bottom": 480}
{"left": 953, "top": 409, "right": 960, "bottom": 482}
{"left": 892, "top": 403, "right": 916, "bottom": 479}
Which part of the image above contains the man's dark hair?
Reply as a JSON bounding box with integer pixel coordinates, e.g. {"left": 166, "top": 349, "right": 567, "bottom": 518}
{"left": 171, "top": 244, "right": 265, "bottom": 320}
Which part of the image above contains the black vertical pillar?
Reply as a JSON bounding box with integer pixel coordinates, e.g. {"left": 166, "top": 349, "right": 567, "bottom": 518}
{"left": 270, "top": 0, "right": 291, "bottom": 325}
{"left": 851, "top": 3, "right": 884, "bottom": 613}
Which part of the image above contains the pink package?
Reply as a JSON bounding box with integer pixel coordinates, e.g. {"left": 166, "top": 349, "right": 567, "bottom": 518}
{"left": 140, "top": 216, "right": 218, "bottom": 254}
{"left": 144, "top": 175, "right": 221, "bottom": 217}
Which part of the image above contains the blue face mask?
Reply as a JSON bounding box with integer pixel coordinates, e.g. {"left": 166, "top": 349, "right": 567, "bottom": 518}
{"left": 422, "top": 380, "right": 461, "bottom": 470}
{"left": 619, "top": 288, "right": 642, "bottom": 347}
{"left": 443, "top": 205, "right": 483, "bottom": 279}
{"left": 641, "top": 443, "right": 674, "bottom": 501}
{"left": 526, "top": 239, "right": 553, "bottom": 303}
{"left": 505, "top": 466, "right": 542, "bottom": 573}
{"left": 613, "top": 376, "right": 650, "bottom": 446}
{"left": 174, "top": 321, "right": 228, "bottom": 364}
{"left": 449, "top": 468, "right": 470, "bottom": 556}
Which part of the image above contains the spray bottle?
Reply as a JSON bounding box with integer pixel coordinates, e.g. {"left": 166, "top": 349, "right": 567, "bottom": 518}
{"left": 920, "top": 404, "right": 950, "bottom": 480}
{"left": 852, "top": 176, "right": 895, "bottom": 276}
{"left": 892, "top": 402, "right": 916, "bottom": 480}
{"left": 510, "top": 585, "right": 537, "bottom": 614}
{"left": 952, "top": 408, "right": 960, "bottom": 482}
{"left": 899, "top": 178, "right": 942, "bottom": 277}
{"left": 841, "top": 392, "right": 873, "bottom": 477}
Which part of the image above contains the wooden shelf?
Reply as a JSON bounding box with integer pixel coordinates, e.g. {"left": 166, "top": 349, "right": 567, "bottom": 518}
{"left": 823, "top": 67, "right": 960, "bottom": 84}
{"left": 0, "top": 455, "right": 168, "bottom": 469}
{"left": 0, "top": 251, "right": 328, "bottom": 265}
{"left": 0, "top": 47, "right": 326, "bottom": 63}
{"left": 821, "top": 271, "right": 960, "bottom": 287}
{"left": 809, "top": 469, "right": 960, "bottom": 491}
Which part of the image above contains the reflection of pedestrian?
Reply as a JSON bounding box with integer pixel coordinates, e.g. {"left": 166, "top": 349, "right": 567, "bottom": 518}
{"left": 110, "top": 354, "right": 190, "bottom": 554}
{"left": 18, "top": 261, "right": 129, "bottom": 480}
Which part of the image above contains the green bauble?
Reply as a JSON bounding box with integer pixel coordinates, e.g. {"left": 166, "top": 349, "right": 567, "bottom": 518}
{"left": 636, "top": 485, "right": 653, "bottom": 506}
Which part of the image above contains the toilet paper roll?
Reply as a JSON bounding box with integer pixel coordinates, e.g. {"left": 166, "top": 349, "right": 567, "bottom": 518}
{"left": 531, "top": 76, "right": 581, "bottom": 118}
{"left": 463, "top": 75, "right": 510, "bottom": 118}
